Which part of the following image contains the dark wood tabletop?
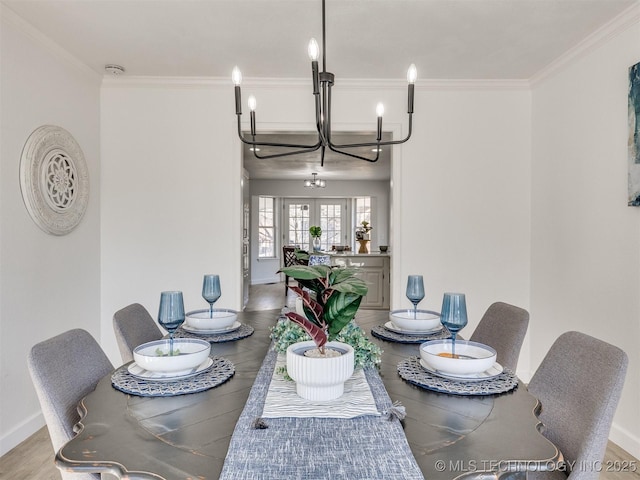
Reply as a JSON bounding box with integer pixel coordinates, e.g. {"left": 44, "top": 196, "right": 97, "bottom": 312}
{"left": 56, "top": 308, "right": 561, "bottom": 479}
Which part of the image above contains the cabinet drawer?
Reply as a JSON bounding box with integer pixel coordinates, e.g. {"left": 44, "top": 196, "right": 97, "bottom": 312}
{"left": 332, "top": 257, "right": 385, "bottom": 268}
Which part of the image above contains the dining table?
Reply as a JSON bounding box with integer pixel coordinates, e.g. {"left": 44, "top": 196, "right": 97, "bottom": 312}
{"left": 55, "top": 308, "right": 562, "bottom": 479}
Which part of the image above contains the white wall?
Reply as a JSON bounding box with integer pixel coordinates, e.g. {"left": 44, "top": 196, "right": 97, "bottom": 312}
{"left": 249, "top": 179, "right": 390, "bottom": 284}
{"left": 100, "top": 82, "right": 243, "bottom": 364}
{"left": 398, "top": 87, "right": 533, "bottom": 377}
{"left": 0, "top": 8, "right": 102, "bottom": 455}
{"left": 531, "top": 18, "right": 640, "bottom": 458}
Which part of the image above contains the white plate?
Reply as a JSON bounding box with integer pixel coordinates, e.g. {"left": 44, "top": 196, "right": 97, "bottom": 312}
{"left": 419, "top": 358, "right": 503, "bottom": 382}
{"left": 127, "top": 357, "right": 213, "bottom": 381}
{"left": 182, "top": 321, "right": 241, "bottom": 335}
{"left": 384, "top": 321, "right": 443, "bottom": 336}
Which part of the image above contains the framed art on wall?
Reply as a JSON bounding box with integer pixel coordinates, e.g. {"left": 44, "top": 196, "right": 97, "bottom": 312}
{"left": 628, "top": 62, "right": 640, "bottom": 206}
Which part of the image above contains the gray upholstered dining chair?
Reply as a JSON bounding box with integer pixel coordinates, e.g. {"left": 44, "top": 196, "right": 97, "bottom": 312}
{"left": 28, "top": 329, "right": 114, "bottom": 480}
{"left": 469, "top": 301, "right": 529, "bottom": 371}
{"left": 113, "top": 303, "right": 163, "bottom": 363}
{"left": 528, "top": 331, "right": 628, "bottom": 480}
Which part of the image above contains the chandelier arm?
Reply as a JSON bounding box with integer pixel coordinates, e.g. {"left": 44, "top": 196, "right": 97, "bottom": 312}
{"left": 314, "top": 93, "right": 328, "bottom": 145}
{"left": 324, "top": 81, "right": 332, "bottom": 145}
{"left": 251, "top": 144, "right": 323, "bottom": 160}
{"left": 321, "top": 0, "right": 327, "bottom": 73}
{"left": 327, "top": 143, "right": 381, "bottom": 163}
{"left": 328, "top": 115, "right": 413, "bottom": 149}
{"left": 322, "top": 82, "right": 330, "bottom": 143}
{"left": 237, "top": 117, "right": 323, "bottom": 149}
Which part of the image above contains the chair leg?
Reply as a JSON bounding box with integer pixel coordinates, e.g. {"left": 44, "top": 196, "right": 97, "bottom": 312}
{"left": 285, "top": 276, "right": 289, "bottom": 296}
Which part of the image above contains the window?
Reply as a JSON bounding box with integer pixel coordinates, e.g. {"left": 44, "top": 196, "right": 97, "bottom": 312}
{"left": 286, "top": 202, "right": 310, "bottom": 248}
{"left": 354, "top": 197, "right": 371, "bottom": 232}
{"left": 258, "top": 196, "right": 275, "bottom": 258}
{"left": 319, "top": 202, "right": 343, "bottom": 251}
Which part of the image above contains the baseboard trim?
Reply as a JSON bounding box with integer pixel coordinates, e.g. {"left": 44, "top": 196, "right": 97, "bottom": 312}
{"left": 251, "top": 276, "right": 281, "bottom": 286}
{"left": 0, "top": 411, "right": 45, "bottom": 456}
{"left": 609, "top": 422, "right": 640, "bottom": 460}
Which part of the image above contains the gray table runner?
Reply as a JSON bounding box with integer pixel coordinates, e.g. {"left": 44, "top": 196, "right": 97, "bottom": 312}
{"left": 219, "top": 348, "right": 425, "bottom": 480}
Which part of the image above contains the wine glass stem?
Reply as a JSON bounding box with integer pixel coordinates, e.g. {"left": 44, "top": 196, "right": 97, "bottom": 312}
{"left": 451, "top": 332, "right": 457, "bottom": 357}
{"left": 413, "top": 302, "right": 418, "bottom": 318}
{"left": 209, "top": 303, "right": 213, "bottom": 318}
{"left": 169, "top": 332, "right": 174, "bottom": 356}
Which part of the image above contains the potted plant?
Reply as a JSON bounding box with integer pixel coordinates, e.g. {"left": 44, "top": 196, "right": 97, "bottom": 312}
{"left": 309, "top": 225, "right": 322, "bottom": 252}
{"left": 360, "top": 220, "right": 372, "bottom": 240}
{"left": 274, "top": 264, "right": 377, "bottom": 400}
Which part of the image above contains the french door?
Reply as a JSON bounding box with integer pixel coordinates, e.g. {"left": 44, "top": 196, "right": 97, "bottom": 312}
{"left": 283, "top": 198, "right": 348, "bottom": 252}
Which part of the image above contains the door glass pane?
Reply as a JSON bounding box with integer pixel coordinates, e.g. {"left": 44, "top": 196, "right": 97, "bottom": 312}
{"left": 319, "top": 202, "right": 342, "bottom": 251}
{"left": 355, "top": 197, "right": 371, "bottom": 229}
{"left": 287, "top": 203, "right": 310, "bottom": 248}
{"left": 258, "top": 196, "right": 275, "bottom": 258}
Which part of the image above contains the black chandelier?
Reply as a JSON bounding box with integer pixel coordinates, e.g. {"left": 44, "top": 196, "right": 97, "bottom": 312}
{"left": 232, "top": 0, "right": 416, "bottom": 165}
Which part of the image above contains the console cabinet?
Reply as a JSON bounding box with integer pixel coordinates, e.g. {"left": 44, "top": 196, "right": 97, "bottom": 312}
{"left": 330, "top": 254, "right": 390, "bottom": 310}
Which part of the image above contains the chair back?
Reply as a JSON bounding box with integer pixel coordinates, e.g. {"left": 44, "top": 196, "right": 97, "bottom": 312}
{"left": 528, "top": 331, "right": 628, "bottom": 480}
{"left": 283, "top": 246, "right": 297, "bottom": 268}
{"left": 113, "top": 303, "right": 163, "bottom": 363}
{"left": 28, "top": 329, "right": 113, "bottom": 480}
{"left": 469, "top": 301, "right": 529, "bottom": 371}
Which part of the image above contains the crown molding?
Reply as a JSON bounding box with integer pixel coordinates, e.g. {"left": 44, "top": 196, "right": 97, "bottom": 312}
{"left": 0, "top": 4, "right": 101, "bottom": 83}
{"left": 102, "top": 75, "right": 529, "bottom": 91}
{"left": 530, "top": 2, "right": 640, "bottom": 87}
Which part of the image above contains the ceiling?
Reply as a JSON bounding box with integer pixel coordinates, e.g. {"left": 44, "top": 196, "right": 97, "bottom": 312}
{"left": 3, "top": 0, "right": 635, "bottom": 180}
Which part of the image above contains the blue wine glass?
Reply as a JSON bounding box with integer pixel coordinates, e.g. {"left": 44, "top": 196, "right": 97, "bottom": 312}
{"left": 440, "top": 292, "right": 468, "bottom": 357}
{"left": 202, "top": 274, "right": 221, "bottom": 318}
{"left": 406, "top": 275, "right": 425, "bottom": 319}
{"left": 158, "top": 291, "right": 185, "bottom": 355}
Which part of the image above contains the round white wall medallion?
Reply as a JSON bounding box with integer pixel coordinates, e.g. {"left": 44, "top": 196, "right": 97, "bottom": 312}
{"left": 19, "top": 125, "right": 89, "bottom": 235}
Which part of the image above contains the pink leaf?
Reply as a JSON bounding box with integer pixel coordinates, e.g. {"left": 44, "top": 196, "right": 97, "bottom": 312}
{"left": 284, "top": 312, "right": 327, "bottom": 349}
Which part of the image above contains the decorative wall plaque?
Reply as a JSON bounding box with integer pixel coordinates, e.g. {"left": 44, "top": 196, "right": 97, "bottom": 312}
{"left": 19, "top": 125, "right": 89, "bottom": 235}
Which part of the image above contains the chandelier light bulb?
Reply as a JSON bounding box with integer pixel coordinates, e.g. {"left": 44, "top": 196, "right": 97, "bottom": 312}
{"left": 308, "top": 38, "right": 320, "bottom": 61}
{"left": 407, "top": 64, "right": 417, "bottom": 84}
{"left": 232, "top": 66, "right": 242, "bottom": 86}
{"left": 248, "top": 95, "right": 257, "bottom": 112}
{"left": 304, "top": 179, "right": 312, "bottom": 187}
{"left": 376, "top": 103, "right": 385, "bottom": 117}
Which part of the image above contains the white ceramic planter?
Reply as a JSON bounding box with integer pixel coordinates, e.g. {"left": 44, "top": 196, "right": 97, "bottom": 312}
{"left": 286, "top": 340, "right": 355, "bottom": 401}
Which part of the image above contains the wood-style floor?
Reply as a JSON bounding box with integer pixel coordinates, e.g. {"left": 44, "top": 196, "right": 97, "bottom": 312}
{"left": 2, "top": 282, "right": 638, "bottom": 480}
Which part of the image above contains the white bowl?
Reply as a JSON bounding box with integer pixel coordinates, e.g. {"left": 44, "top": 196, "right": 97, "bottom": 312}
{"left": 389, "top": 309, "right": 441, "bottom": 331}
{"left": 185, "top": 309, "right": 238, "bottom": 331}
{"left": 420, "top": 340, "right": 497, "bottom": 375}
{"left": 133, "top": 338, "right": 211, "bottom": 374}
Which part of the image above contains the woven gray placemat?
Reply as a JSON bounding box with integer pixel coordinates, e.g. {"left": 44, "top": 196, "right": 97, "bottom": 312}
{"left": 397, "top": 356, "right": 518, "bottom": 396}
{"left": 173, "top": 323, "right": 254, "bottom": 343}
{"left": 371, "top": 324, "right": 452, "bottom": 344}
{"left": 111, "top": 355, "right": 235, "bottom": 397}
{"left": 219, "top": 349, "right": 425, "bottom": 480}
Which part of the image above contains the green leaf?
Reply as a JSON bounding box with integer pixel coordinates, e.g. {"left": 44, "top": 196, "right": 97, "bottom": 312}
{"left": 329, "top": 276, "right": 368, "bottom": 296}
{"left": 278, "top": 264, "right": 329, "bottom": 280}
{"left": 324, "top": 291, "right": 363, "bottom": 336}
